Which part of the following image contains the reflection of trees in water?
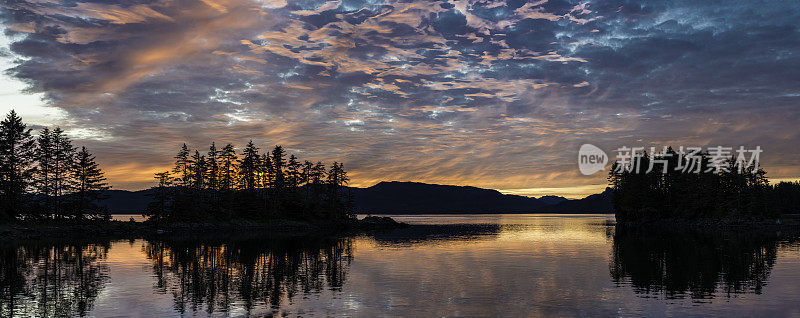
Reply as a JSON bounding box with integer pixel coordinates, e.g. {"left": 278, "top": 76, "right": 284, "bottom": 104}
{"left": 610, "top": 227, "right": 789, "bottom": 299}
{"left": 0, "top": 242, "right": 110, "bottom": 317}
{"left": 143, "top": 237, "right": 353, "bottom": 315}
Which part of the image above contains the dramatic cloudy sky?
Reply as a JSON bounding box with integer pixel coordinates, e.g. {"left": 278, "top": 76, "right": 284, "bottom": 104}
{"left": 1, "top": 0, "right": 798, "bottom": 197}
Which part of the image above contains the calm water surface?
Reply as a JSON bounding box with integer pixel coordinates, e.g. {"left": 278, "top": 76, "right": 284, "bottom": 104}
{"left": 3, "top": 214, "right": 800, "bottom": 317}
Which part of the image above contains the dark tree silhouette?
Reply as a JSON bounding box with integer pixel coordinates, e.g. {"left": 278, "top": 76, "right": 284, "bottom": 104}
{"left": 609, "top": 147, "right": 781, "bottom": 222}
{"left": 70, "top": 146, "right": 111, "bottom": 220}
{"left": 238, "top": 141, "right": 260, "bottom": 192}
{"left": 173, "top": 143, "right": 191, "bottom": 188}
{"left": 49, "top": 127, "right": 75, "bottom": 218}
{"left": 327, "top": 162, "right": 352, "bottom": 218}
{"left": 0, "top": 111, "right": 112, "bottom": 221}
{"left": 287, "top": 155, "right": 301, "bottom": 189}
{"left": 190, "top": 150, "right": 206, "bottom": 190}
{"left": 0, "top": 110, "right": 36, "bottom": 220}
{"left": 220, "top": 144, "right": 236, "bottom": 192}
{"left": 0, "top": 111, "right": 356, "bottom": 223}
{"left": 206, "top": 143, "right": 220, "bottom": 191}
{"left": 145, "top": 171, "right": 173, "bottom": 222}
{"left": 271, "top": 145, "right": 286, "bottom": 191}
{"left": 140, "top": 142, "right": 355, "bottom": 223}
{"left": 773, "top": 181, "right": 800, "bottom": 214}
{"left": 33, "top": 127, "right": 55, "bottom": 217}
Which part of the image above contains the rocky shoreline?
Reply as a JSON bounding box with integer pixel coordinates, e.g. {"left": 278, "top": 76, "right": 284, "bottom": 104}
{"left": 0, "top": 216, "right": 408, "bottom": 242}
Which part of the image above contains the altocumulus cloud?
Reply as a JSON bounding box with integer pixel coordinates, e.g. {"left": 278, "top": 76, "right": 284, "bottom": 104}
{"left": 1, "top": 0, "right": 799, "bottom": 195}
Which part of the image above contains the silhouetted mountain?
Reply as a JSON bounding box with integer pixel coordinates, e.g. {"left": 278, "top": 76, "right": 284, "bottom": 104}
{"left": 350, "top": 181, "right": 613, "bottom": 214}
{"left": 100, "top": 189, "right": 154, "bottom": 213}
{"left": 537, "top": 195, "right": 568, "bottom": 205}
{"left": 100, "top": 182, "right": 614, "bottom": 214}
{"left": 350, "top": 181, "right": 549, "bottom": 213}
{"left": 540, "top": 188, "right": 614, "bottom": 213}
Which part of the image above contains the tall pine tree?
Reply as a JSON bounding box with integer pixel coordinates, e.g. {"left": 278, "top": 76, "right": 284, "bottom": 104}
{"left": 219, "top": 144, "right": 236, "bottom": 192}
{"left": 70, "top": 147, "right": 110, "bottom": 220}
{"left": 271, "top": 145, "right": 286, "bottom": 190}
{"left": 238, "top": 141, "right": 260, "bottom": 191}
{"left": 173, "top": 144, "right": 191, "bottom": 188}
{"left": 206, "top": 143, "right": 220, "bottom": 191}
{"left": 144, "top": 171, "right": 173, "bottom": 221}
{"left": 33, "top": 127, "right": 55, "bottom": 216}
{"left": 0, "top": 110, "right": 36, "bottom": 220}
{"left": 287, "top": 154, "right": 301, "bottom": 188}
{"left": 50, "top": 127, "right": 75, "bottom": 218}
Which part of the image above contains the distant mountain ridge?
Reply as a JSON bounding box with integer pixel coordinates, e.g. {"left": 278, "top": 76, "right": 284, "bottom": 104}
{"left": 99, "top": 181, "right": 614, "bottom": 214}
{"left": 350, "top": 181, "right": 549, "bottom": 213}
{"left": 101, "top": 189, "right": 153, "bottom": 213}
{"left": 538, "top": 187, "right": 614, "bottom": 213}
{"left": 537, "top": 195, "right": 569, "bottom": 205}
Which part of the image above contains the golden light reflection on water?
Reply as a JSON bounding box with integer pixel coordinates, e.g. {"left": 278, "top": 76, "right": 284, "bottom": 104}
{"left": 495, "top": 216, "right": 610, "bottom": 244}
{"left": 337, "top": 215, "right": 620, "bottom": 317}
{"left": 104, "top": 240, "right": 148, "bottom": 264}
{"left": 367, "top": 214, "right": 613, "bottom": 246}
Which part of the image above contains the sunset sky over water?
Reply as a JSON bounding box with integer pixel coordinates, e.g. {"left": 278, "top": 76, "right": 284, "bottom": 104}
{"left": 1, "top": 0, "right": 798, "bottom": 197}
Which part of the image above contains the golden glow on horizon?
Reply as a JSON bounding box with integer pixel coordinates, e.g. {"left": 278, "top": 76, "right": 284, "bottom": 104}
{"left": 103, "top": 163, "right": 172, "bottom": 187}
{"left": 499, "top": 184, "right": 609, "bottom": 199}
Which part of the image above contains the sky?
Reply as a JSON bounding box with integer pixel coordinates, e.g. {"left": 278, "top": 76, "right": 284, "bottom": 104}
{"left": 0, "top": 0, "right": 798, "bottom": 198}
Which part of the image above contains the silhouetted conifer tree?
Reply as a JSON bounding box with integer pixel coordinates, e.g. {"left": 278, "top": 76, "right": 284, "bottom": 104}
{"left": 206, "top": 143, "right": 220, "bottom": 191}
{"left": 271, "top": 146, "right": 286, "bottom": 190}
{"left": 310, "top": 162, "right": 326, "bottom": 212}
{"left": 259, "top": 153, "right": 274, "bottom": 212}
{"left": 70, "top": 147, "right": 110, "bottom": 220}
{"left": 287, "top": 155, "right": 300, "bottom": 189}
{"left": 145, "top": 171, "right": 173, "bottom": 221}
{"left": 49, "top": 127, "right": 75, "bottom": 218}
{"left": 327, "top": 162, "right": 352, "bottom": 218}
{"left": 774, "top": 181, "right": 800, "bottom": 214}
{"left": 33, "top": 127, "right": 55, "bottom": 216}
{"left": 0, "top": 110, "right": 36, "bottom": 220}
{"left": 219, "top": 144, "right": 237, "bottom": 219}
{"left": 238, "top": 141, "right": 260, "bottom": 191}
{"left": 190, "top": 150, "right": 206, "bottom": 190}
{"left": 301, "top": 160, "right": 315, "bottom": 207}
{"left": 173, "top": 144, "right": 191, "bottom": 187}
{"left": 219, "top": 144, "right": 236, "bottom": 192}
{"left": 206, "top": 143, "right": 221, "bottom": 215}
{"left": 171, "top": 144, "right": 192, "bottom": 219}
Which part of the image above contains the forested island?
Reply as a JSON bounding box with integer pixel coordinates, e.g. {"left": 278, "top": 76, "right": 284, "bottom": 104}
{"left": 144, "top": 140, "right": 353, "bottom": 222}
{"left": 609, "top": 147, "right": 800, "bottom": 224}
{"left": 0, "top": 110, "right": 399, "bottom": 239}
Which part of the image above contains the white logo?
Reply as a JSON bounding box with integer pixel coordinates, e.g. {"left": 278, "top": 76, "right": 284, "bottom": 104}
{"left": 578, "top": 144, "right": 608, "bottom": 175}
